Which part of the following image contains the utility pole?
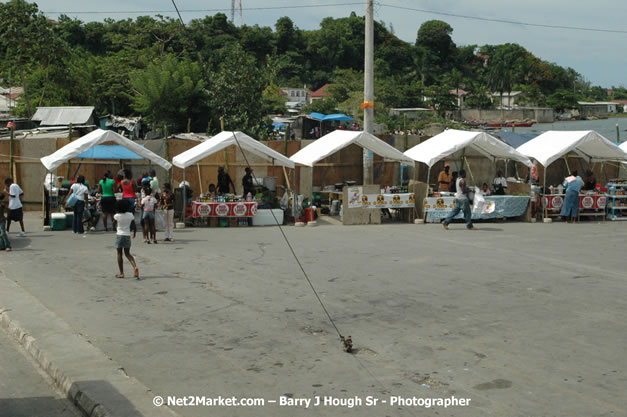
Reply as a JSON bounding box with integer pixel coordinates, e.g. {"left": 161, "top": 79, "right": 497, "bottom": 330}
{"left": 362, "top": 0, "right": 374, "bottom": 185}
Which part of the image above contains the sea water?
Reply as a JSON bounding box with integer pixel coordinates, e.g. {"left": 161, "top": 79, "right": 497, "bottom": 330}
{"left": 511, "top": 117, "right": 627, "bottom": 142}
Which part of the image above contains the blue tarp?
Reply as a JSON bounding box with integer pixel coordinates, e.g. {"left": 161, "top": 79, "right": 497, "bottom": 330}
{"left": 324, "top": 113, "right": 354, "bottom": 121}
{"left": 272, "top": 122, "right": 287, "bottom": 131}
{"left": 308, "top": 112, "right": 326, "bottom": 121}
{"left": 494, "top": 132, "right": 538, "bottom": 149}
{"left": 308, "top": 112, "right": 354, "bottom": 121}
{"left": 76, "top": 145, "right": 143, "bottom": 159}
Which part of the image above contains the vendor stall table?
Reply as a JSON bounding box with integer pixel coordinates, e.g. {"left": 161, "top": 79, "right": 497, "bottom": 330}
{"left": 191, "top": 201, "right": 257, "bottom": 218}
{"left": 542, "top": 193, "right": 606, "bottom": 222}
{"left": 424, "top": 195, "right": 530, "bottom": 223}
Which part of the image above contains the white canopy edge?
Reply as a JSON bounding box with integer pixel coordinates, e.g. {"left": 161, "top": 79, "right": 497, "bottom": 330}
{"left": 172, "top": 131, "right": 295, "bottom": 169}
{"left": 289, "top": 130, "right": 415, "bottom": 167}
{"left": 40, "top": 129, "right": 172, "bottom": 171}
{"left": 517, "top": 130, "right": 627, "bottom": 167}
{"left": 403, "top": 129, "right": 532, "bottom": 168}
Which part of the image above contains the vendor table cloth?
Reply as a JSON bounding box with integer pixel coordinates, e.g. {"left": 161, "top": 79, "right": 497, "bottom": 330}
{"left": 191, "top": 201, "right": 257, "bottom": 218}
{"left": 424, "top": 195, "right": 530, "bottom": 223}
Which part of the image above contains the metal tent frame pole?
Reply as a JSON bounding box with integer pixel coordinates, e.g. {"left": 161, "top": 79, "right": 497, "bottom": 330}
{"left": 426, "top": 167, "right": 431, "bottom": 193}
{"left": 183, "top": 167, "right": 186, "bottom": 226}
{"left": 543, "top": 164, "right": 548, "bottom": 221}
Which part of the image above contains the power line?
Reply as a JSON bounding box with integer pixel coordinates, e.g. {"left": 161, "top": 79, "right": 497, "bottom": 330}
{"left": 44, "top": 2, "right": 362, "bottom": 15}
{"left": 170, "top": 0, "right": 184, "bottom": 25}
{"left": 378, "top": 3, "right": 627, "bottom": 35}
{"left": 44, "top": 2, "right": 627, "bottom": 35}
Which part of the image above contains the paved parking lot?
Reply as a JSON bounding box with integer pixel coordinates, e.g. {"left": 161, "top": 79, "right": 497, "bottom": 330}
{"left": 1, "top": 213, "right": 626, "bottom": 417}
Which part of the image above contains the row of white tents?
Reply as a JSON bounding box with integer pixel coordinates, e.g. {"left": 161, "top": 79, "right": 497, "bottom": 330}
{"left": 40, "top": 128, "right": 627, "bottom": 189}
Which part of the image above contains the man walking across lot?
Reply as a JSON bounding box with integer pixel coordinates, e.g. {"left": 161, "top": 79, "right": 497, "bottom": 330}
{"left": 442, "top": 170, "right": 476, "bottom": 230}
{"left": 4, "top": 178, "right": 25, "bottom": 236}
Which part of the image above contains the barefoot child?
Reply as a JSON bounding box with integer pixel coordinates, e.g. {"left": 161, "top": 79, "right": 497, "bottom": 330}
{"left": 113, "top": 199, "right": 139, "bottom": 279}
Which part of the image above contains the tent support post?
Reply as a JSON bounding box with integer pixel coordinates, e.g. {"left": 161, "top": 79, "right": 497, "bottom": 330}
{"left": 183, "top": 168, "right": 186, "bottom": 226}
{"left": 543, "top": 166, "right": 547, "bottom": 221}
{"left": 465, "top": 156, "right": 475, "bottom": 185}
{"left": 426, "top": 167, "right": 431, "bottom": 195}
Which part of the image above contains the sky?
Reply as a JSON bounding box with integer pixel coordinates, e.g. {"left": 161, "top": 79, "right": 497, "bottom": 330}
{"left": 34, "top": 0, "right": 627, "bottom": 88}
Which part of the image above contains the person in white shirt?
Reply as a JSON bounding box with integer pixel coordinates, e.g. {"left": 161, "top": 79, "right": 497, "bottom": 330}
{"left": 4, "top": 178, "right": 25, "bottom": 236}
{"left": 68, "top": 175, "right": 89, "bottom": 234}
{"left": 149, "top": 169, "right": 160, "bottom": 194}
{"left": 493, "top": 170, "right": 508, "bottom": 195}
{"left": 442, "top": 169, "right": 475, "bottom": 230}
{"left": 113, "top": 199, "right": 138, "bottom": 279}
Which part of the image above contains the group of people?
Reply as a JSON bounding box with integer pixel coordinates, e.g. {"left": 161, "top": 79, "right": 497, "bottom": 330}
{"left": 0, "top": 178, "right": 27, "bottom": 252}
{"left": 208, "top": 166, "right": 255, "bottom": 199}
{"left": 63, "top": 168, "right": 178, "bottom": 279}
{"left": 438, "top": 164, "right": 508, "bottom": 196}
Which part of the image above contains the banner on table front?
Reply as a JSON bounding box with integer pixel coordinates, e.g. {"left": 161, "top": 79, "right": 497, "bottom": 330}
{"left": 192, "top": 201, "right": 257, "bottom": 217}
{"left": 348, "top": 192, "right": 415, "bottom": 209}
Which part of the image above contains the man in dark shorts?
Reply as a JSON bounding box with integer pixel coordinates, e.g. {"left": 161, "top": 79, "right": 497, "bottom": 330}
{"left": 4, "top": 178, "right": 25, "bottom": 236}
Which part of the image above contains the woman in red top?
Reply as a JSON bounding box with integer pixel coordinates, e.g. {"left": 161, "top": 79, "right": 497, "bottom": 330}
{"left": 118, "top": 169, "right": 137, "bottom": 212}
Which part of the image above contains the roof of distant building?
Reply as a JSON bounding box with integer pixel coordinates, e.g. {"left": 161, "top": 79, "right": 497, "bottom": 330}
{"left": 449, "top": 89, "right": 468, "bottom": 96}
{"left": 32, "top": 106, "right": 96, "bottom": 126}
{"left": 491, "top": 91, "right": 522, "bottom": 97}
{"left": 311, "top": 83, "right": 332, "bottom": 98}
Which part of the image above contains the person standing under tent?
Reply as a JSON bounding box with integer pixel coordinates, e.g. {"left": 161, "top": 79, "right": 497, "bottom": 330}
{"left": 492, "top": 170, "right": 508, "bottom": 195}
{"left": 68, "top": 175, "right": 89, "bottom": 235}
{"left": 583, "top": 170, "right": 596, "bottom": 191}
{"left": 442, "top": 169, "right": 475, "bottom": 230}
{"left": 161, "top": 183, "right": 175, "bottom": 242}
{"left": 242, "top": 167, "right": 254, "bottom": 198}
{"left": 98, "top": 171, "right": 117, "bottom": 231}
{"left": 449, "top": 171, "right": 458, "bottom": 193}
{"left": 560, "top": 170, "right": 584, "bottom": 223}
{"left": 4, "top": 178, "right": 25, "bottom": 236}
{"left": 119, "top": 169, "right": 137, "bottom": 212}
{"left": 437, "top": 164, "right": 452, "bottom": 191}
{"left": 217, "top": 166, "right": 235, "bottom": 194}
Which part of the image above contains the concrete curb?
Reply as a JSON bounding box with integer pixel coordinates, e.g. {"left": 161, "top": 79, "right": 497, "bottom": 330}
{"left": 0, "top": 274, "right": 181, "bottom": 417}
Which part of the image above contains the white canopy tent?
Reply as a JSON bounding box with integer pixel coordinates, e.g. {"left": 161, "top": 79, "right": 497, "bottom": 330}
{"left": 41, "top": 128, "right": 172, "bottom": 171}
{"left": 289, "top": 130, "right": 415, "bottom": 167}
{"left": 517, "top": 130, "right": 627, "bottom": 189}
{"left": 517, "top": 130, "right": 627, "bottom": 167}
{"left": 403, "top": 129, "right": 532, "bottom": 187}
{"left": 172, "top": 131, "right": 294, "bottom": 169}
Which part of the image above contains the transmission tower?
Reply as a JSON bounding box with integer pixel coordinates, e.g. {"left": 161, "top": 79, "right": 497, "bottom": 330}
{"left": 230, "top": 0, "right": 243, "bottom": 25}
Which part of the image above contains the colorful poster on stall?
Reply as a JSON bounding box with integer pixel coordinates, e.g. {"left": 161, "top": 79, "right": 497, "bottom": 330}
{"left": 347, "top": 186, "right": 363, "bottom": 208}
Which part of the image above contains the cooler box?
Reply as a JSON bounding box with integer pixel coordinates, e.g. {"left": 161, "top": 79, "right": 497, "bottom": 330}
{"left": 64, "top": 212, "right": 74, "bottom": 229}
{"left": 51, "top": 213, "right": 67, "bottom": 230}
{"left": 252, "top": 209, "right": 284, "bottom": 226}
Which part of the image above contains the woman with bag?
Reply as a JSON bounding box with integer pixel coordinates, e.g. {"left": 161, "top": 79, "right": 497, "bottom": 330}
{"left": 68, "top": 176, "right": 89, "bottom": 234}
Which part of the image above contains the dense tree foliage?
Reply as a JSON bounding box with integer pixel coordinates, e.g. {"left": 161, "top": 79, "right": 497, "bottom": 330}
{"left": 0, "top": 0, "right": 612, "bottom": 136}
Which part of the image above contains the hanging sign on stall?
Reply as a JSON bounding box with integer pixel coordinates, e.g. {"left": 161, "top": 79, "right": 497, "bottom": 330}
{"left": 347, "top": 186, "right": 362, "bottom": 208}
